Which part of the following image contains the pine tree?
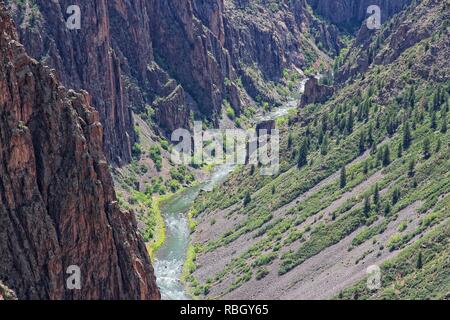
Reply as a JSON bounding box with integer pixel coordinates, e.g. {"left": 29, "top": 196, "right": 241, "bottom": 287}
{"left": 423, "top": 138, "right": 431, "bottom": 159}
{"left": 408, "top": 86, "right": 416, "bottom": 108}
{"left": 359, "top": 133, "right": 366, "bottom": 155}
{"left": 384, "top": 203, "right": 391, "bottom": 216}
{"left": 346, "top": 108, "right": 354, "bottom": 134}
{"left": 435, "top": 138, "right": 442, "bottom": 153}
{"left": 367, "top": 124, "right": 374, "bottom": 146}
{"left": 373, "top": 184, "right": 380, "bottom": 206}
{"left": 441, "top": 113, "right": 448, "bottom": 133}
{"left": 430, "top": 112, "right": 437, "bottom": 130}
{"left": 320, "top": 135, "right": 329, "bottom": 156}
{"left": 243, "top": 192, "right": 251, "bottom": 206}
{"left": 416, "top": 252, "right": 423, "bottom": 269}
{"left": 288, "top": 132, "right": 293, "bottom": 149}
{"left": 392, "top": 187, "right": 401, "bottom": 205}
{"left": 403, "top": 122, "right": 412, "bottom": 150}
{"left": 382, "top": 145, "right": 391, "bottom": 167}
{"left": 363, "top": 196, "right": 371, "bottom": 217}
{"left": 432, "top": 90, "right": 441, "bottom": 111}
{"left": 363, "top": 161, "right": 369, "bottom": 175}
{"left": 297, "top": 140, "right": 308, "bottom": 168}
{"left": 318, "top": 127, "right": 324, "bottom": 145}
{"left": 408, "top": 159, "right": 415, "bottom": 177}
{"left": 271, "top": 185, "right": 276, "bottom": 195}
{"left": 340, "top": 166, "right": 347, "bottom": 189}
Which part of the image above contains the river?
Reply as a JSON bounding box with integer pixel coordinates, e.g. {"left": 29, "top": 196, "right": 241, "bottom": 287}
{"left": 153, "top": 79, "right": 307, "bottom": 300}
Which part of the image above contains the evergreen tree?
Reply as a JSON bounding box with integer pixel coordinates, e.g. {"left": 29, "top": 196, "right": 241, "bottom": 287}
{"left": 403, "top": 122, "right": 412, "bottom": 150}
{"left": 346, "top": 108, "right": 354, "bottom": 134}
{"left": 416, "top": 252, "right": 423, "bottom": 269}
{"left": 423, "top": 138, "right": 431, "bottom": 159}
{"left": 392, "top": 187, "right": 401, "bottom": 205}
{"left": 272, "top": 185, "right": 276, "bottom": 195}
{"left": 430, "top": 112, "right": 437, "bottom": 130}
{"left": 373, "top": 184, "right": 380, "bottom": 206}
{"left": 363, "top": 196, "right": 371, "bottom": 217}
{"left": 441, "top": 113, "right": 448, "bottom": 133}
{"left": 288, "top": 132, "right": 293, "bottom": 149}
{"left": 382, "top": 145, "right": 391, "bottom": 167}
{"left": 408, "top": 159, "right": 416, "bottom": 177}
{"left": 363, "top": 161, "right": 369, "bottom": 175}
{"left": 376, "top": 148, "right": 383, "bottom": 165}
{"left": 435, "top": 138, "right": 442, "bottom": 153}
{"left": 367, "top": 124, "right": 374, "bottom": 146}
{"left": 384, "top": 203, "right": 391, "bottom": 216}
{"left": 243, "top": 192, "right": 251, "bottom": 206}
{"left": 320, "top": 135, "right": 329, "bottom": 155}
{"left": 432, "top": 90, "right": 441, "bottom": 111}
{"left": 340, "top": 166, "right": 347, "bottom": 189}
{"left": 359, "top": 133, "right": 366, "bottom": 155}
{"left": 408, "top": 86, "right": 416, "bottom": 108}
{"left": 318, "top": 127, "right": 324, "bottom": 145}
{"left": 297, "top": 140, "right": 309, "bottom": 168}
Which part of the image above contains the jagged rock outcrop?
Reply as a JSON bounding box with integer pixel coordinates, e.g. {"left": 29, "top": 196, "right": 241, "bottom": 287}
{"left": 336, "top": 0, "right": 449, "bottom": 84}
{"left": 221, "top": 0, "right": 343, "bottom": 104}
{"left": 300, "top": 77, "right": 334, "bottom": 107}
{"left": 154, "top": 85, "right": 190, "bottom": 133}
{"left": 7, "top": 0, "right": 136, "bottom": 166}
{"left": 306, "top": 0, "right": 412, "bottom": 32}
{"left": 0, "top": 6, "right": 160, "bottom": 300}
{"left": 7, "top": 0, "right": 341, "bottom": 150}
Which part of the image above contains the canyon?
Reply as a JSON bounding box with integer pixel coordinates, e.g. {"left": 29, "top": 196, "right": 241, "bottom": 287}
{"left": 0, "top": 0, "right": 448, "bottom": 301}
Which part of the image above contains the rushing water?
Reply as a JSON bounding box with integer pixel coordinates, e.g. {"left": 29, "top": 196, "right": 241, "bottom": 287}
{"left": 154, "top": 164, "right": 235, "bottom": 300}
{"left": 153, "top": 80, "right": 307, "bottom": 300}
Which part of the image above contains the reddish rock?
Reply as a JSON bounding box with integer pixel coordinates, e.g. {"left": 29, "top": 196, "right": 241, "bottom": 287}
{"left": 0, "top": 6, "right": 160, "bottom": 300}
{"left": 300, "top": 77, "right": 334, "bottom": 107}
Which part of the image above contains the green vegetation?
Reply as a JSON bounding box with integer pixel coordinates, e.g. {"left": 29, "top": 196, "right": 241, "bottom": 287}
{"left": 149, "top": 145, "right": 162, "bottom": 171}
{"left": 339, "top": 221, "right": 449, "bottom": 300}
{"left": 187, "top": 23, "right": 450, "bottom": 296}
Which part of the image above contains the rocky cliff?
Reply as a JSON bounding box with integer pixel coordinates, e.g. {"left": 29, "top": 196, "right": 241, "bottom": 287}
{"left": 7, "top": 0, "right": 341, "bottom": 156}
{"left": 336, "top": 0, "right": 448, "bottom": 84}
{"left": 306, "top": 0, "right": 412, "bottom": 32}
{"left": 0, "top": 5, "right": 160, "bottom": 300}
{"left": 8, "top": 0, "right": 138, "bottom": 165}
{"left": 299, "top": 77, "right": 334, "bottom": 107}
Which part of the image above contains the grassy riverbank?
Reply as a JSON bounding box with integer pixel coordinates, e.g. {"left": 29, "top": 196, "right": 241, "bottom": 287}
{"left": 146, "top": 196, "right": 168, "bottom": 261}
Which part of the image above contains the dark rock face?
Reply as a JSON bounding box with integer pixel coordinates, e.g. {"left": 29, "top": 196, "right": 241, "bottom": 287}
{"left": 8, "top": 0, "right": 136, "bottom": 166}
{"left": 336, "top": 0, "right": 448, "bottom": 84}
{"left": 306, "top": 0, "right": 412, "bottom": 31}
{"left": 147, "top": 0, "right": 238, "bottom": 119}
{"left": 0, "top": 6, "right": 160, "bottom": 300}
{"left": 300, "top": 77, "right": 334, "bottom": 107}
{"left": 7, "top": 0, "right": 342, "bottom": 158}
